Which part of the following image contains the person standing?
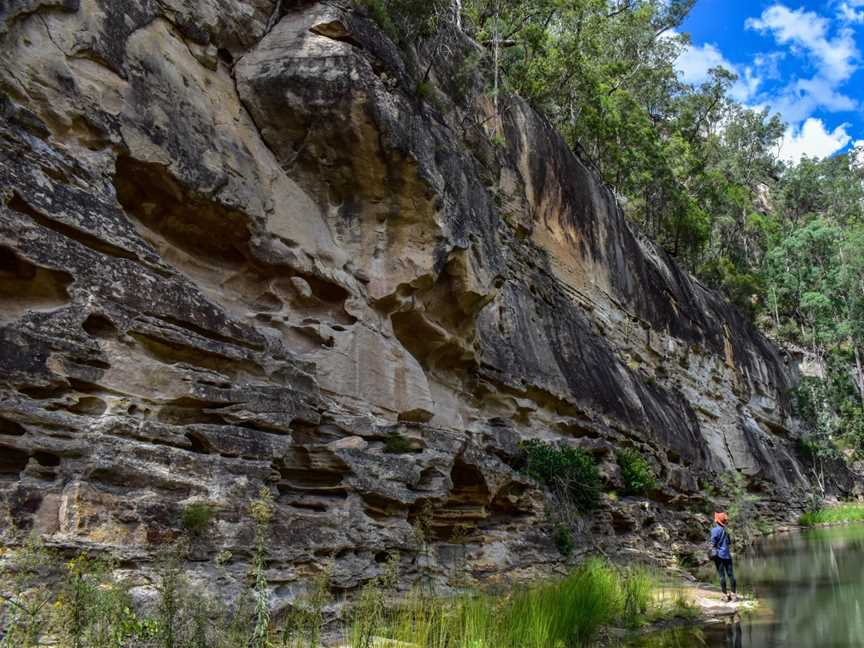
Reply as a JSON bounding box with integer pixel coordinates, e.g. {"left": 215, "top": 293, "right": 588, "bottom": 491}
{"left": 710, "top": 511, "right": 737, "bottom": 602}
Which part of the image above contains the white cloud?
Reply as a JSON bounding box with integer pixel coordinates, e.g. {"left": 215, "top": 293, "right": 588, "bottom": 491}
{"left": 741, "top": 3, "right": 861, "bottom": 139}
{"left": 675, "top": 41, "right": 761, "bottom": 101}
{"left": 778, "top": 118, "right": 852, "bottom": 162}
{"left": 768, "top": 77, "right": 857, "bottom": 123}
{"left": 674, "top": 6, "right": 863, "bottom": 163}
{"left": 753, "top": 51, "right": 786, "bottom": 80}
{"left": 746, "top": 5, "right": 859, "bottom": 82}
{"left": 838, "top": 1, "right": 864, "bottom": 24}
{"left": 852, "top": 141, "right": 864, "bottom": 168}
{"left": 731, "top": 66, "right": 761, "bottom": 102}
{"left": 676, "top": 42, "right": 731, "bottom": 84}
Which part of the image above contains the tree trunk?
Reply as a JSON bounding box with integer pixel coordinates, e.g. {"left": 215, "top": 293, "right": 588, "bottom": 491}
{"left": 854, "top": 343, "right": 864, "bottom": 405}
{"left": 771, "top": 284, "right": 780, "bottom": 330}
{"left": 492, "top": 0, "right": 500, "bottom": 135}
{"left": 452, "top": 0, "right": 462, "bottom": 29}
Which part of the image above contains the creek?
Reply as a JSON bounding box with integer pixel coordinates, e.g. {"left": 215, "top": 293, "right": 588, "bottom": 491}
{"left": 629, "top": 525, "right": 864, "bottom": 647}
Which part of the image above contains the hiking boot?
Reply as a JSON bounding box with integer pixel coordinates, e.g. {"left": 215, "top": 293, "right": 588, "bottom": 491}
{"left": 730, "top": 593, "right": 738, "bottom": 603}
{"left": 725, "top": 593, "right": 732, "bottom": 602}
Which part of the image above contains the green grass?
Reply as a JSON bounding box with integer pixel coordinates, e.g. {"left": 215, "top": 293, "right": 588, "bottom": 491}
{"left": 2, "top": 529, "right": 674, "bottom": 648}
{"left": 799, "top": 503, "right": 864, "bottom": 527}
{"left": 345, "top": 559, "right": 661, "bottom": 647}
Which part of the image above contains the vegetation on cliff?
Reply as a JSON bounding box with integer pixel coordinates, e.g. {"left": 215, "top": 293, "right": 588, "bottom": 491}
{"left": 364, "top": 0, "right": 864, "bottom": 464}
{"left": 0, "top": 493, "right": 694, "bottom": 647}
{"left": 800, "top": 503, "right": 864, "bottom": 528}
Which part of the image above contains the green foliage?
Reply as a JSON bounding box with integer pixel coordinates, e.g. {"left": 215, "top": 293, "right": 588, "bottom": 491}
{"left": 349, "top": 553, "right": 400, "bottom": 648}
{"left": 156, "top": 541, "right": 187, "bottom": 648}
{"left": 799, "top": 503, "right": 864, "bottom": 527}
{"left": 360, "top": 0, "right": 448, "bottom": 45}
{"left": 181, "top": 502, "right": 215, "bottom": 536}
{"left": 0, "top": 534, "right": 59, "bottom": 648}
{"left": 280, "top": 567, "right": 331, "bottom": 648}
{"left": 519, "top": 439, "right": 601, "bottom": 513}
{"left": 415, "top": 80, "right": 434, "bottom": 99}
{"left": 0, "top": 534, "right": 678, "bottom": 648}
{"left": 351, "top": 559, "right": 662, "bottom": 647}
{"left": 617, "top": 448, "right": 658, "bottom": 495}
{"left": 250, "top": 487, "right": 275, "bottom": 648}
{"left": 699, "top": 256, "right": 764, "bottom": 318}
{"left": 552, "top": 523, "right": 574, "bottom": 557}
{"left": 620, "top": 566, "right": 655, "bottom": 628}
{"left": 383, "top": 431, "right": 415, "bottom": 454}
{"left": 57, "top": 554, "right": 148, "bottom": 648}
{"left": 461, "top": 0, "right": 783, "bottom": 267}
{"left": 708, "top": 472, "right": 761, "bottom": 551}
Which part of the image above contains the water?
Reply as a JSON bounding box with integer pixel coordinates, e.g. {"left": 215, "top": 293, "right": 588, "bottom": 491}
{"left": 630, "top": 525, "right": 864, "bottom": 647}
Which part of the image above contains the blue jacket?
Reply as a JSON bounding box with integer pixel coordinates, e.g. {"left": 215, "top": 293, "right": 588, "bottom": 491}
{"left": 710, "top": 524, "right": 732, "bottom": 560}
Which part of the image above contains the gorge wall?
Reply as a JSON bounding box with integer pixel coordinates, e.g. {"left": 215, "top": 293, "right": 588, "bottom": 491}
{"left": 0, "top": 0, "right": 827, "bottom": 609}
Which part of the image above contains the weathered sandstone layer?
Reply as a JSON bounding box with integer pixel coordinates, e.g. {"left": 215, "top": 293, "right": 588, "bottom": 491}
{"left": 0, "top": 0, "right": 835, "bottom": 610}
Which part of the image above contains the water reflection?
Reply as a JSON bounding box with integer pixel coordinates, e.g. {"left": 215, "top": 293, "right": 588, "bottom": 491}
{"left": 630, "top": 525, "right": 864, "bottom": 647}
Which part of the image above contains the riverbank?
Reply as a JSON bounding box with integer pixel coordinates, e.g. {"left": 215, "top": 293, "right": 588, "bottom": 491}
{"left": 0, "top": 540, "right": 714, "bottom": 648}
{"left": 799, "top": 502, "right": 864, "bottom": 527}
{"left": 628, "top": 522, "right": 864, "bottom": 647}
{"left": 328, "top": 560, "right": 685, "bottom": 648}
{"left": 330, "top": 571, "right": 756, "bottom": 648}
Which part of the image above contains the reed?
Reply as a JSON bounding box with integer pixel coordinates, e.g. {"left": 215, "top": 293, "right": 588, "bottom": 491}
{"left": 799, "top": 503, "right": 864, "bottom": 527}
{"left": 339, "top": 559, "right": 660, "bottom": 648}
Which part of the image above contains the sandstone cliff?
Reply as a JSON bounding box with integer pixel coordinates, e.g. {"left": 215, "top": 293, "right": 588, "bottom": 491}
{"left": 0, "top": 0, "right": 820, "bottom": 609}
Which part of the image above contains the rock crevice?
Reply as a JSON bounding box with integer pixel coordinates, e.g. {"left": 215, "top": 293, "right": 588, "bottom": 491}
{"left": 0, "top": 0, "right": 834, "bottom": 608}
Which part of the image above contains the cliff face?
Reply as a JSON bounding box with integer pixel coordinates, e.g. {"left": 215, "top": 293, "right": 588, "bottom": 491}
{"left": 0, "top": 0, "right": 814, "bottom": 605}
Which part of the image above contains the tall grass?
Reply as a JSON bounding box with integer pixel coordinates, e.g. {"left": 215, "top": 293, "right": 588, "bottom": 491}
{"left": 342, "top": 559, "right": 660, "bottom": 648}
{"left": 1, "top": 492, "right": 672, "bottom": 648}
{"left": 0, "top": 545, "right": 668, "bottom": 648}
{"left": 799, "top": 502, "right": 864, "bottom": 527}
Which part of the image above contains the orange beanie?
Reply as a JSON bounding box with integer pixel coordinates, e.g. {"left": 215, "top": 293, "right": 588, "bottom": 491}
{"left": 714, "top": 512, "right": 728, "bottom": 526}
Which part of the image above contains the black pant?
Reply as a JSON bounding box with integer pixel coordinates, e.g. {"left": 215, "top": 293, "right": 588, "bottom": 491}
{"left": 714, "top": 557, "right": 736, "bottom": 594}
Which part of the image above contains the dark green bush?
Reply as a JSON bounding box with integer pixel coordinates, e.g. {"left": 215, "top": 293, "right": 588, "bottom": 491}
{"left": 383, "top": 432, "right": 414, "bottom": 454}
{"left": 552, "top": 524, "right": 574, "bottom": 557}
{"left": 519, "top": 440, "right": 601, "bottom": 512}
{"left": 416, "top": 80, "right": 434, "bottom": 98}
{"left": 360, "top": 0, "right": 448, "bottom": 44}
{"left": 616, "top": 449, "right": 657, "bottom": 496}
{"left": 181, "top": 502, "right": 214, "bottom": 536}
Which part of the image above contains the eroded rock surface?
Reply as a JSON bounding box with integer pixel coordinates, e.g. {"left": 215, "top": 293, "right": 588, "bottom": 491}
{"left": 0, "top": 0, "right": 840, "bottom": 612}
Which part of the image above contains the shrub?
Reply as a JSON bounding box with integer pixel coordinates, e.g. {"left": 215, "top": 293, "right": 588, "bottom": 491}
{"left": 58, "top": 554, "right": 149, "bottom": 648}
{"left": 616, "top": 448, "right": 657, "bottom": 495}
{"left": 519, "top": 439, "right": 601, "bottom": 512}
{"left": 712, "top": 471, "right": 761, "bottom": 550}
{"left": 416, "top": 80, "right": 434, "bottom": 99}
{"left": 181, "top": 502, "right": 214, "bottom": 536}
{"left": 552, "top": 524, "right": 574, "bottom": 557}
{"left": 799, "top": 503, "right": 864, "bottom": 527}
{"left": 250, "top": 488, "right": 275, "bottom": 648}
{"left": 0, "top": 535, "right": 669, "bottom": 648}
{"left": 360, "top": 0, "right": 448, "bottom": 45}
{"left": 279, "top": 567, "right": 331, "bottom": 648}
{"left": 0, "top": 534, "right": 59, "bottom": 648}
{"left": 383, "top": 431, "right": 415, "bottom": 454}
{"left": 155, "top": 542, "right": 188, "bottom": 648}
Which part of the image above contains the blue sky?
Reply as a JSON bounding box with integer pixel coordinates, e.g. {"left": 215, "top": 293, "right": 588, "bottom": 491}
{"left": 677, "top": 0, "right": 864, "bottom": 161}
